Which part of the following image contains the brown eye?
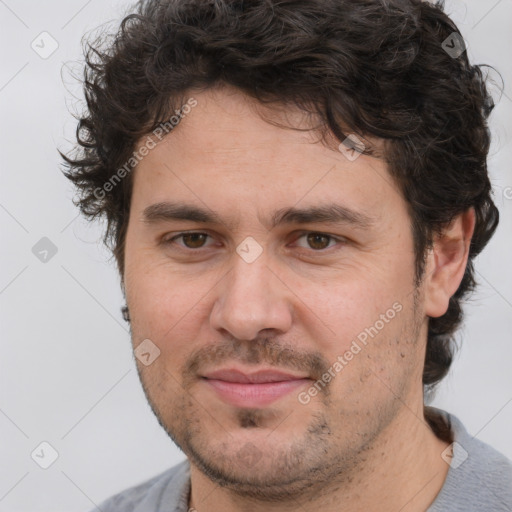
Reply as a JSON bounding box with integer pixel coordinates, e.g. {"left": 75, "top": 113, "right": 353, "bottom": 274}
{"left": 164, "top": 232, "right": 213, "bottom": 250}
{"left": 291, "top": 232, "right": 344, "bottom": 254}
{"left": 306, "top": 233, "right": 333, "bottom": 250}
{"left": 180, "top": 233, "right": 209, "bottom": 248}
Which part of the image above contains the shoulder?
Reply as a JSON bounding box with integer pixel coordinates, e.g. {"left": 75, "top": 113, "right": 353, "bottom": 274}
{"left": 91, "top": 459, "right": 190, "bottom": 512}
{"left": 428, "top": 408, "right": 512, "bottom": 511}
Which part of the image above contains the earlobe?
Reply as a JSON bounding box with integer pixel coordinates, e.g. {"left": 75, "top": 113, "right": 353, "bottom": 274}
{"left": 424, "top": 209, "right": 476, "bottom": 318}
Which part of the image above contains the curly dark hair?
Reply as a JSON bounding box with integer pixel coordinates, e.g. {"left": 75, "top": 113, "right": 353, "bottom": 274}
{"left": 60, "top": 0, "right": 499, "bottom": 393}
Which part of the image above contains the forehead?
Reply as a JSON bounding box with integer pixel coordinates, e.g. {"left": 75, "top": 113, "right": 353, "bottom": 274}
{"left": 130, "top": 86, "right": 403, "bottom": 227}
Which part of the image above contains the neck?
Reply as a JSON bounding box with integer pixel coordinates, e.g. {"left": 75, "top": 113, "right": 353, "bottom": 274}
{"left": 188, "top": 406, "right": 451, "bottom": 512}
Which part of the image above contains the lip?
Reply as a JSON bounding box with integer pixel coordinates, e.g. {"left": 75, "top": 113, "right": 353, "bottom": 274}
{"left": 201, "top": 368, "right": 311, "bottom": 408}
{"left": 202, "top": 368, "right": 309, "bottom": 383}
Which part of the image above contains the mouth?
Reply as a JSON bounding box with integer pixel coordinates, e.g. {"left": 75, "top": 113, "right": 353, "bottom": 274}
{"left": 201, "top": 368, "right": 312, "bottom": 408}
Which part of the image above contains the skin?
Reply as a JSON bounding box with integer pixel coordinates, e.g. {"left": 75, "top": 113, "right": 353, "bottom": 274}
{"left": 123, "top": 85, "right": 476, "bottom": 511}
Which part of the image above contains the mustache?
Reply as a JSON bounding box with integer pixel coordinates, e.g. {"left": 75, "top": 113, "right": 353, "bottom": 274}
{"left": 183, "top": 337, "right": 331, "bottom": 385}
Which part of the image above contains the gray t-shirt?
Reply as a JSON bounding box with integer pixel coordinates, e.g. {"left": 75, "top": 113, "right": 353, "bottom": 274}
{"left": 93, "top": 409, "right": 512, "bottom": 511}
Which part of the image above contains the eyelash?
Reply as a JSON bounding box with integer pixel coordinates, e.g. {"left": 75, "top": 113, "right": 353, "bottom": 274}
{"left": 163, "top": 231, "right": 345, "bottom": 253}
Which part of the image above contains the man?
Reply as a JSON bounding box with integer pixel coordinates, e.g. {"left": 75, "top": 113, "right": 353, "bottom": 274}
{"left": 61, "top": 0, "right": 512, "bottom": 510}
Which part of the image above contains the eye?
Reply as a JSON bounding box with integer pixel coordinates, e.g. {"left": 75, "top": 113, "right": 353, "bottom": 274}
{"left": 164, "top": 232, "right": 214, "bottom": 249}
{"left": 163, "top": 231, "right": 345, "bottom": 253}
{"left": 293, "top": 232, "right": 344, "bottom": 251}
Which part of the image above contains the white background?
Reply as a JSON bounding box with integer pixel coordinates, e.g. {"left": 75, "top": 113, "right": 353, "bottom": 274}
{"left": 0, "top": 1, "right": 511, "bottom": 510}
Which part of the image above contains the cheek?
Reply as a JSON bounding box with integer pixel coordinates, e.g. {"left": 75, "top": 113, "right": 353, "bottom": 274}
{"left": 293, "top": 278, "right": 419, "bottom": 407}
{"left": 291, "top": 268, "right": 409, "bottom": 353}
{"left": 125, "top": 261, "right": 217, "bottom": 365}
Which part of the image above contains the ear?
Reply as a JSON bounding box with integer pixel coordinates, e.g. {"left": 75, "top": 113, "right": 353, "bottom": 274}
{"left": 424, "top": 208, "right": 476, "bottom": 318}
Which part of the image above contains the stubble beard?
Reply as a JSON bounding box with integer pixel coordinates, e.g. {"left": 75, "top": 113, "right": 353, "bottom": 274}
{"left": 134, "top": 291, "right": 425, "bottom": 502}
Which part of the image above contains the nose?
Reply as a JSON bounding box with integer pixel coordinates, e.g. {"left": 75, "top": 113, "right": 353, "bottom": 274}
{"left": 209, "top": 252, "right": 294, "bottom": 342}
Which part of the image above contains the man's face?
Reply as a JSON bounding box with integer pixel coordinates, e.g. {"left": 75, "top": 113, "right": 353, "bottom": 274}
{"left": 123, "top": 86, "right": 429, "bottom": 496}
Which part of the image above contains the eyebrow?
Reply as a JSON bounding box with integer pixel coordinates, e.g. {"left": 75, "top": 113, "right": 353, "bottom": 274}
{"left": 142, "top": 201, "right": 375, "bottom": 231}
